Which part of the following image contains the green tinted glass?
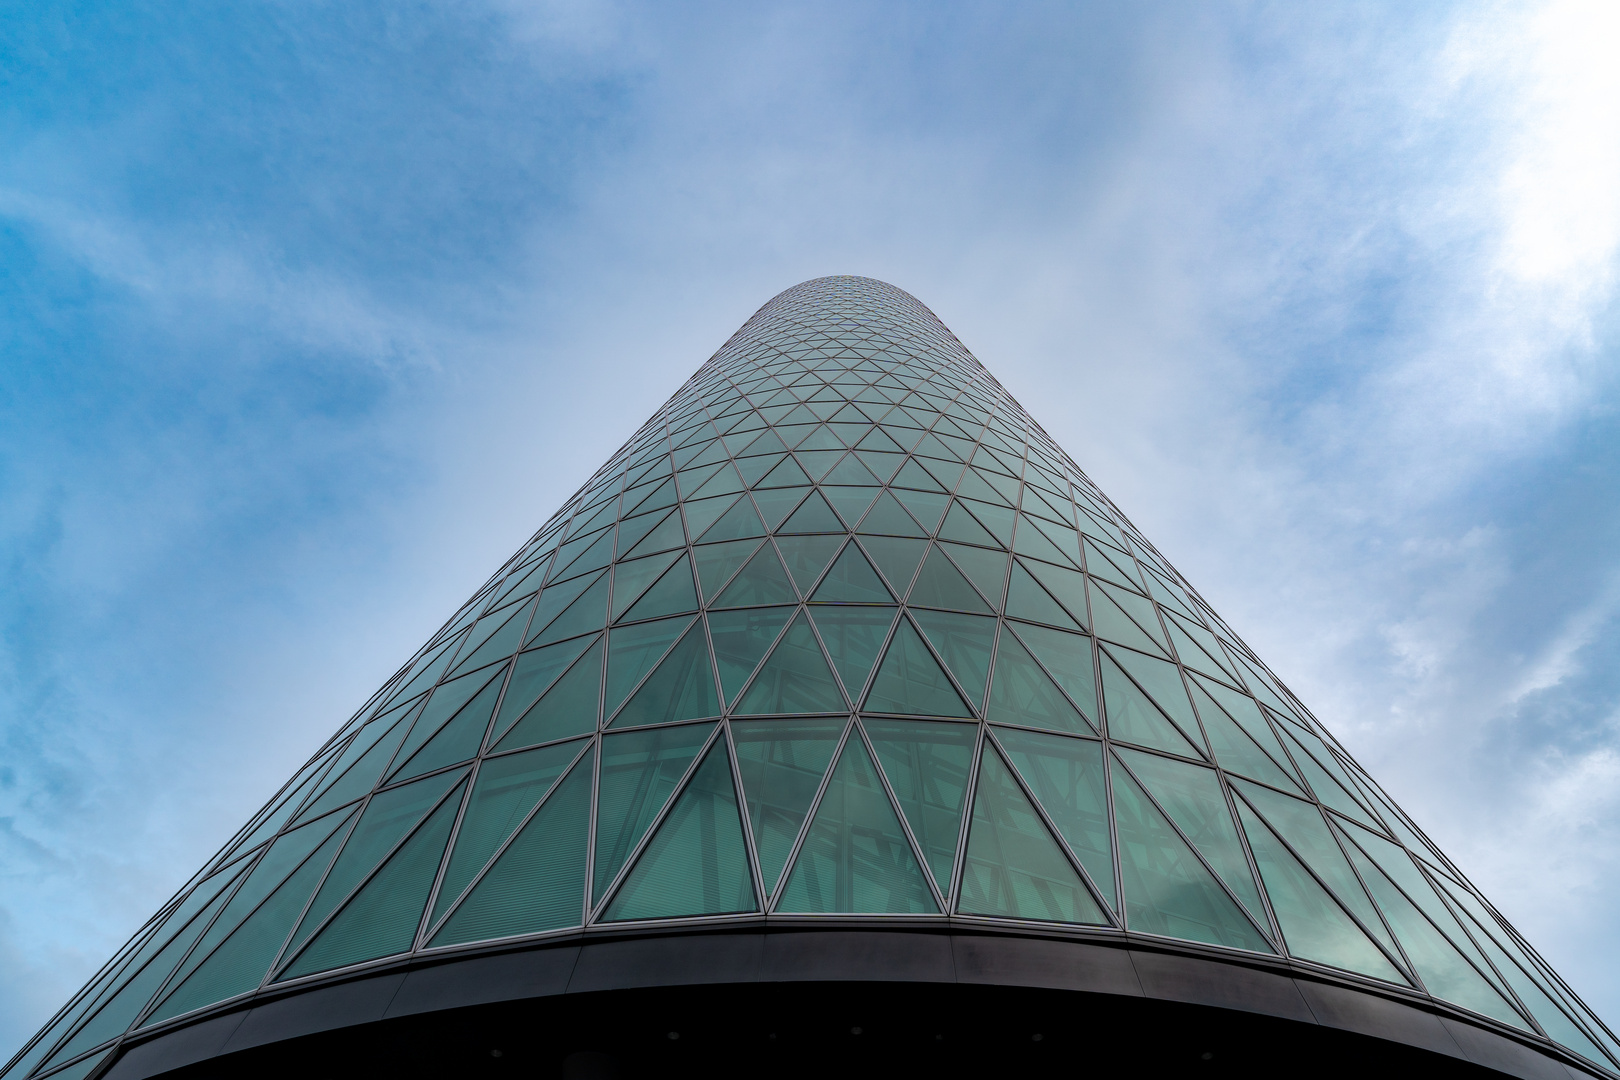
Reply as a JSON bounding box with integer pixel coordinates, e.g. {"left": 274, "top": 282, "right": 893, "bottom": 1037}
{"left": 994, "top": 728, "right": 1115, "bottom": 909}
{"left": 959, "top": 746, "right": 1104, "bottom": 924}
{"left": 734, "top": 612, "right": 846, "bottom": 715}
{"left": 863, "top": 719, "right": 977, "bottom": 894}
{"left": 864, "top": 618, "right": 972, "bottom": 717}
{"left": 593, "top": 724, "right": 716, "bottom": 899}
{"left": 776, "top": 733, "right": 938, "bottom": 913}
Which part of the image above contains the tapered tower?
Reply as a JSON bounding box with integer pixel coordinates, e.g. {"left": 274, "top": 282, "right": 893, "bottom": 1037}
{"left": 7, "top": 277, "right": 1614, "bottom": 1080}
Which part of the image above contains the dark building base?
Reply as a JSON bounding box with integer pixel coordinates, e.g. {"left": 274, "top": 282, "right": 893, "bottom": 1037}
{"left": 99, "top": 930, "right": 1599, "bottom": 1080}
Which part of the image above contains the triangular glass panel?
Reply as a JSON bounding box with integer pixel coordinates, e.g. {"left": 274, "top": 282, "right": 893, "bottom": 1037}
{"left": 856, "top": 426, "right": 905, "bottom": 452}
{"left": 908, "top": 610, "right": 996, "bottom": 712}
{"left": 610, "top": 619, "right": 720, "bottom": 728}
{"left": 779, "top": 490, "right": 844, "bottom": 534}
{"left": 821, "top": 486, "right": 879, "bottom": 529}
{"left": 149, "top": 812, "right": 355, "bottom": 1022}
{"left": 430, "top": 740, "right": 585, "bottom": 926}
{"left": 858, "top": 535, "right": 929, "bottom": 597}
{"left": 618, "top": 553, "right": 699, "bottom": 624}
{"left": 892, "top": 458, "right": 946, "bottom": 491}
{"left": 1013, "top": 516, "right": 1076, "bottom": 567}
{"left": 713, "top": 544, "right": 796, "bottom": 607}
{"left": 937, "top": 543, "right": 1008, "bottom": 610}
{"left": 1233, "top": 799, "right": 1407, "bottom": 983}
{"left": 959, "top": 745, "right": 1105, "bottom": 924}
{"left": 854, "top": 490, "right": 927, "bottom": 538}
{"left": 593, "top": 724, "right": 716, "bottom": 900}
{"left": 822, "top": 453, "right": 879, "bottom": 487}
{"left": 986, "top": 629, "right": 1091, "bottom": 735}
{"left": 810, "top": 542, "right": 892, "bottom": 603}
{"left": 907, "top": 545, "right": 993, "bottom": 614}
{"left": 806, "top": 605, "right": 897, "bottom": 701}
{"left": 732, "top": 719, "right": 845, "bottom": 897}
{"left": 938, "top": 501, "right": 1001, "bottom": 548}
{"left": 707, "top": 606, "right": 794, "bottom": 705}
{"left": 1099, "top": 650, "right": 1198, "bottom": 756}
{"left": 494, "top": 638, "right": 600, "bottom": 751}
{"left": 956, "top": 467, "right": 1011, "bottom": 506}
{"left": 1190, "top": 673, "right": 1299, "bottom": 781}
{"left": 1083, "top": 538, "right": 1143, "bottom": 590}
{"left": 694, "top": 495, "right": 762, "bottom": 543}
{"left": 604, "top": 739, "right": 758, "bottom": 920}
{"left": 389, "top": 671, "right": 499, "bottom": 782}
{"left": 527, "top": 571, "right": 609, "bottom": 648}
{"left": 490, "top": 636, "right": 596, "bottom": 745}
{"left": 1110, "top": 758, "right": 1272, "bottom": 952}
{"left": 605, "top": 616, "right": 694, "bottom": 717}
{"left": 1018, "top": 559, "right": 1089, "bottom": 631}
{"left": 795, "top": 449, "right": 846, "bottom": 480}
{"left": 1116, "top": 749, "right": 1266, "bottom": 924}
{"left": 863, "top": 717, "right": 976, "bottom": 895}
{"left": 753, "top": 487, "right": 811, "bottom": 530}
{"left": 430, "top": 746, "right": 593, "bottom": 945}
{"left": 1005, "top": 623, "right": 1098, "bottom": 724}
{"left": 890, "top": 488, "right": 951, "bottom": 533}
{"left": 1233, "top": 780, "right": 1398, "bottom": 958}
{"left": 282, "top": 776, "right": 466, "bottom": 978}
{"left": 757, "top": 454, "right": 812, "bottom": 488}
{"left": 776, "top": 733, "right": 938, "bottom": 913}
{"left": 693, "top": 538, "right": 763, "bottom": 601}
{"left": 734, "top": 611, "right": 847, "bottom": 715}
{"left": 448, "top": 597, "right": 535, "bottom": 680}
{"left": 1004, "top": 559, "right": 1081, "bottom": 630}
{"left": 1189, "top": 681, "right": 1304, "bottom": 793}
{"left": 389, "top": 667, "right": 500, "bottom": 779}
{"left": 525, "top": 570, "right": 607, "bottom": 647}
{"left": 610, "top": 551, "right": 684, "bottom": 621}
{"left": 619, "top": 508, "right": 687, "bottom": 561}
{"left": 1087, "top": 581, "right": 1169, "bottom": 657}
{"left": 994, "top": 728, "right": 1115, "bottom": 911}
{"left": 1106, "top": 646, "right": 1204, "bottom": 752}
{"left": 961, "top": 500, "right": 1015, "bottom": 546}
{"left": 864, "top": 618, "right": 973, "bottom": 717}
{"left": 855, "top": 449, "right": 906, "bottom": 482}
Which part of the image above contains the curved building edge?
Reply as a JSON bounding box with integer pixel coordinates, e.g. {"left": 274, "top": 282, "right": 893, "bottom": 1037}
{"left": 76, "top": 925, "right": 1612, "bottom": 1080}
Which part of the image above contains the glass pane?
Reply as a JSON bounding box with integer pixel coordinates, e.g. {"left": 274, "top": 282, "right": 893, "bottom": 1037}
{"left": 732, "top": 719, "right": 845, "bottom": 896}
{"left": 713, "top": 544, "right": 796, "bottom": 607}
{"left": 430, "top": 741, "right": 584, "bottom": 926}
{"left": 938, "top": 502, "right": 1000, "bottom": 547}
{"left": 864, "top": 618, "right": 972, "bottom": 717}
{"left": 605, "top": 616, "right": 694, "bottom": 716}
{"left": 431, "top": 747, "right": 593, "bottom": 945}
{"left": 810, "top": 542, "right": 892, "bottom": 603}
{"left": 610, "top": 551, "right": 684, "bottom": 621}
{"left": 994, "top": 728, "right": 1115, "bottom": 909}
{"left": 1117, "top": 750, "right": 1265, "bottom": 923}
{"left": 774, "top": 534, "right": 846, "bottom": 593}
{"left": 822, "top": 486, "right": 879, "bottom": 528}
{"left": 619, "top": 553, "right": 699, "bottom": 624}
{"left": 1020, "top": 559, "right": 1090, "bottom": 631}
{"left": 1100, "top": 651, "right": 1198, "bottom": 756}
{"left": 527, "top": 571, "right": 610, "bottom": 648}
{"left": 148, "top": 814, "right": 353, "bottom": 1022}
{"left": 779, "top": 490, "right": 844, "bottom": 533}
{"left": 286, "top": 769, "right": 465, "bottom": 959}
{"left": 389, "top": 671, "right": 501, "bottom": 782}
{"left": 938, "top": 543, "right": 1009, "bottom": 610}
{"left": 1235, "top": 780, "right": 1396, "bottom": 957}
{"left": 707, "top": 607, "right": 794, "bottom": 705}
{"left": 909, "top": 610, "right": 996, "bottom": 711}
{"left": 854, "top": 490, "right": 927, "bottom": 538}
{"left": 695, "top": 495, "right": 762, "bottom": 543}
{"left": 1007, "top": 623, "right": 1097, "bottom": 723}
{"left": 593, "top": 724, "right": 716, "bottom": 899}
{"left": 858, "top": 536, "right": 929, "bottom": 596}
{"left": 775, "top": 733, "right": 938, "bottom": 913}
{"left": 889, "top": 488, "right": 950, "bottom": 533}
{"left": 1234, "top": 799, "right": 1405, "bottom": 983}
{"left": 1087, "top": 581, "right": 1169, "bottom": 658}
{"left": 806, "top": 605, "right": 897, "bottom": 702}
{"left": 986, "top": 629, "right": 1090, "bottom": 735}
{"left": 604, "top": 741, "right": 758, "bottom": 920}
{"left": 734, "top": 611, "right": 847, "bottom": 714}
{"left": 610, "top": 620, "right": 720, "bottom": 728}
{"left": 493, "top": 638, "right": 601, "bottom": 751}
{"left": 907, "top": 546, "right": 992, "bottom": 614}
{"left": 489, "top": 635, "right": 596, "bottom": 745}
{"left": 1188, "top": 680, "right": 1303, "bottom": 793}
{"left": 863, "top": 719, "right": 977, "bottom": 894}
{"left": 282, "top": 777, "right": 465, "bottom": 978}
{"left": 1111, "top": 758, "right": 1271, "bottom": 952}
{"left": 693, "top": 538, "right": 763, "bottom": 601}
{"left": 1106, "top": 647, "right": 1205, "bottom": 752}
{"left": 959, "top": 746, "right": 1105, "bottom": 924}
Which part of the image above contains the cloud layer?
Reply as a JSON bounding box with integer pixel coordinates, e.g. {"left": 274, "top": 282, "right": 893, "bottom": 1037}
{"left": 3, "top": 0, "right": 1618, "bottom": 1057}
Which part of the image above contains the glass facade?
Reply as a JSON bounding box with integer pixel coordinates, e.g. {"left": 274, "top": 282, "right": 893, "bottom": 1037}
{"left": 8, "top": 276, "right": 1617, "bottom": 1079}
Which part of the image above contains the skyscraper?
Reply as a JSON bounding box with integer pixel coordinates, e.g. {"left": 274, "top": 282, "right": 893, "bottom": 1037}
{"left": 6, "top": 276, "right": 1614, "bottom": 1079}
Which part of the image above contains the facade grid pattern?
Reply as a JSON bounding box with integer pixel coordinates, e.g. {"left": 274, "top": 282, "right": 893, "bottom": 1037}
{"left": 7, "top": 276, "right": 1616, "bottom": 1080}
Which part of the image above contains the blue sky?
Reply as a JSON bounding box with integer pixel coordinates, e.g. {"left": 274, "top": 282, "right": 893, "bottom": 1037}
{"left": 3, "top": 0, "right": 1620, "bottom": 1056}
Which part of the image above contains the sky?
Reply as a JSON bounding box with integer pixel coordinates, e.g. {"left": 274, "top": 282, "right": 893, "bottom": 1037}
{"left": 3, "top": 0, "right": 1620, "bottom": 1059}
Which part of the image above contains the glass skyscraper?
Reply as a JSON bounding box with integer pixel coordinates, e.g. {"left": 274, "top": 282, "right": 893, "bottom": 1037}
{"left": 7, "top": 277, "right": 1614, "bottom": 1080}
